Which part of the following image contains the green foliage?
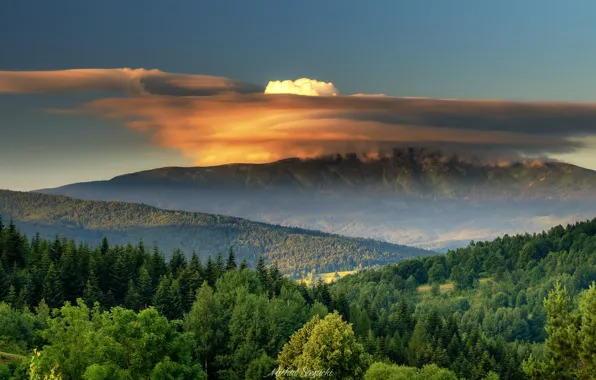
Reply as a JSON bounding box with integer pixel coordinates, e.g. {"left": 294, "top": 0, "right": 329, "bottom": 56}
{"left": 364, "top": 362, "right": 458, "bottom": 380}
{"left": 276, "top": 312, "right": 371, "bottom": 380}
{"left": 31, "top": 300, "right": 203, "bottom": 380}
{"left": 245, "top": 354, "right": 276, "bottom": 380}
{"left": 523, "top": 282, "right": 596, "bottom": 379}
{"left": 2, "top": 215, "right": 596, "bottom": 379}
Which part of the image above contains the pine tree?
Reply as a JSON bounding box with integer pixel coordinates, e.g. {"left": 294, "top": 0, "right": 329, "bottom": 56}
{"left": 60, "top": 243, "right": 82, "bottom": 303}
{"left": 239, "top": 259, "right": 248, "bottom": 270}
{"left": 43, "top": 262, "right": 63, "bottom": 308}
{"left": 6, "top": 285, "right": 16, "bottom": 306}
{"left": 169, "top": 278, "right": 184, "bottom": 319}
{"left": 169, "top": 249, "right": 187, "bottom": 277}
{"left": 396, "top": 297, "right": 412, "bottom": 335}
{"left": 205, "top": 256, "right": 217, "bottom": 287}
{"left": 83, "top": 271, "right": 103, "bottom": 307}
{"left": 137, "top": 266, "right": 153, "bottom": 309}
{"left": 268, "top": 263, "right": 282, "bottom": 296}
{"left": 315, "top": 279, "right": 332, "bottom": 307}
{"left": 100, "top": 236, "right": 109, "bottom": 256}
{"left": 110, "top": 251, "right": 130, "bottom": 303}
{"left": 15, "top": 286, "right": 28, "bottom": 310}
{"left": 0, "top": 263, "right": 8, "bottom": 300}
{"left": 226, "top": 247, "right": 237, "bottom": 271}
{"left": 103, "top": 289, "right": 116, "bottom": 308}
{"left": 364, "top": 329, "right": 376, "bottom": 353}
{"left": 124, "top": 279, "right": 142, "bottom": 311}
{"left": 49, "top": 235, "right": 63, "bottom": 262}
{"left": 153, "top": 275, "right": 173, "bottom": 318}
{"left": 149, "top": 245, "right": 167, "bottom": 286}
{"left": 215, "top": 252, "right": 225, "bottom": 276}
{"left": 4, "top": 221, "right": 25, "bottom": 268}
{"left": 256, "top": 255, "right": 267, "bottom": 284}
{"left": 387, "top": 331, "right": 405, "bottom": 364}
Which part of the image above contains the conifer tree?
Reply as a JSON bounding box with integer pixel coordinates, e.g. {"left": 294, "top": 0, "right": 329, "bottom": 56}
{"left": 149, "top": 245, "right": 167, "bottom": 286}
{"left": 4, "top": 221, "right": 26, "bottom": 268}
{"left": 6, "top": 285, "right": 16, "bottom": 306}
{"left": 169, "top": 249, "right": 187, "bottom": 277}
{"left": 15, "top": 285, "right": 28, "bottom": 310}
{"left": 43, "top": 262, "right": 63, "bottom": 308}
{"left": 215, "top": 252, "right": 225, "bottom": 276}
{"left": 124, "top": 279, "right": 142, "bottom": 311}
{"left": 153, "top": 274, "right": 173, "bottom": 318}
{"left": 226, "top": 247, "right": 236, "bottom": 271}
{"left": 100, "top": 236, "right": 109, "bottom": 256}
{"left": 0, "top": 263, "right": 8, "bottom": 300}
{"left": 137, "top": 266, "right": 153, "bottom": 309}
{"left": 205, "top": 256, "right": 217, "bottom": 287}
{"left": 49, "top": 235, "right": 63, "bottom": 262}
{"left": 256, "top": 255, "right": 267, "bottom": 284}
{"left": 83, "top": 270, "right": 103, "bottom": 307}
{"left": 169, "top": 278, "right": 184, "bottom": 319}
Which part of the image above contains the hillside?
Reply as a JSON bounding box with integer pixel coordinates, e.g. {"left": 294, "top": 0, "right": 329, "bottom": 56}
{"left": 38, "top": 149, "right": 596, "bottom": 249}
{"left": 42, "top": 150, "right": 596, "bottom": 200}
{"left": 2, "top": 202, "right": 596, "bottom": 379}
{"left": 0, "top": 189, "right": 430, "bottom": 275}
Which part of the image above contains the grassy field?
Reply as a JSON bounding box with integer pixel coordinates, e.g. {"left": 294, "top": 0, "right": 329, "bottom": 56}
{"left": 299, "top": 270, "right": 358, "bottom": 286}
{"left": 417, "top": 278, "right": 491, "bottom": 294}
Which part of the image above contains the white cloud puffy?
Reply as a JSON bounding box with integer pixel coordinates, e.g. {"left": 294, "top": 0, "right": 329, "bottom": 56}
{"left": 264, "top": 78, "right": 339, "bottom": 96}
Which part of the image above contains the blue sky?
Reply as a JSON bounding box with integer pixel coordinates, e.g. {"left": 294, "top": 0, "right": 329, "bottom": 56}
{"left": 2, "top": 0, "right": 596, "bottom": 190}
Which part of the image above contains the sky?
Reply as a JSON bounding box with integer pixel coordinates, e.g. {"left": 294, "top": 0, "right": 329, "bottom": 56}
{"left": 2, "top": 0, "right": 596, "bottom": 190}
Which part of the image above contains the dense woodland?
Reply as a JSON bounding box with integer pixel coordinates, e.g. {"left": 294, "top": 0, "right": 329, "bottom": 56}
{"left": 0, "top": 190, "right": 429, "bottom": 276}
{"left": 1, "top": 216, "right": 596, "bottom": 379}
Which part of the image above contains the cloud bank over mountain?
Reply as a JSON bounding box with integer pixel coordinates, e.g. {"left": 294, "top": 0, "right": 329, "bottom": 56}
{"left": 2, "top": 68, "right": 596, "bottom": 166}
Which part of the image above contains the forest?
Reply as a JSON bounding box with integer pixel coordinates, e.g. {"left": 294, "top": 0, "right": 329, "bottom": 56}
{"left": 1, "top": 216, "right": 596, "bottom": 379}
{"left": 0, "top": 190, "right": 429, "bottom": 276}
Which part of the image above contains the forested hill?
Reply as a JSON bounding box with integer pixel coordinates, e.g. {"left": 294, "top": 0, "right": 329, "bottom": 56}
{"left": 1, "top": 210, "right": 596, "bottom": 378}
{"left": 327, "top": 217, "right": 596, "bottom": 379}
{"left": 0, "top": 190, "right": 430, "bottom": 275}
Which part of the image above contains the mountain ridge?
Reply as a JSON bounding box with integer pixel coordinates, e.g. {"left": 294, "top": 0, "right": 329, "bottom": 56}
{"left": 35, "top": 149, "right": 596, "bottom": 249}
{"left": 0, "top": 189, "right": 431, "bottom": 276}
{"left": 39, "top": 151, "right": 596, "bottom": 200}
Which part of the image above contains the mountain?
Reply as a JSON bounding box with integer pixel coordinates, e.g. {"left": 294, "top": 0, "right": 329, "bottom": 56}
{"left": 0, "top": 189, "right": 431, "bottom": 276}
{"left": 38, "top": 148, "right": 596, "bottom": 249}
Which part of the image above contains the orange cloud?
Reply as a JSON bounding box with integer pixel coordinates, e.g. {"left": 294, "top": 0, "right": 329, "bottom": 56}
{"left": 3, "top": 68, "right": 596, "bottom": 165}
{"left": 64, "top": 92, "right": 588, "bottom": 166}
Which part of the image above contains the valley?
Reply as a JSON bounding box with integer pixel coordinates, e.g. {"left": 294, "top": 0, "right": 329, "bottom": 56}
{"left": 38, "top": 150, "right": 596, "bottom": 249}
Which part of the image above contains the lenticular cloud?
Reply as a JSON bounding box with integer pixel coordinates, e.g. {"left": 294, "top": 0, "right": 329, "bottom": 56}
{"left": 264, "top": 78, "right": 339, "bottom": 96}
{"left": 3, "top": 68, "right": 596, "bottom": 166}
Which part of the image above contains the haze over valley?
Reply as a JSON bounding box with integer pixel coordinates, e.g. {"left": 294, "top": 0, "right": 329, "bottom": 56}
{"left": 38, "top": 149, "right": 596, "bottom": 250}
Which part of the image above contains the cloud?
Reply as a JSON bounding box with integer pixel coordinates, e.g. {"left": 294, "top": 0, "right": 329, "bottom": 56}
{"left": 4, "top": 68, "right": 596, "bottom": 166}
{"left": 0, "top": 68, "right": 262, "bottom": 96}
{"left": 61, "top": 91, "right": 595, "bottom": 166}
{"left": 265, "top": 78, "right": 339, "bottom": 96}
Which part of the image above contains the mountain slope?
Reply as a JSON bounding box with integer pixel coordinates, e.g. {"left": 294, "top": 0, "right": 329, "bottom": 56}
{"left": 38, "top": 150, "right": 596, "bottom": 249}
{"left": 0, "top": 189, "right": 431, "bottom": 275}
{"left": 42, "top": 150, "right": 596, "bottom": 200}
